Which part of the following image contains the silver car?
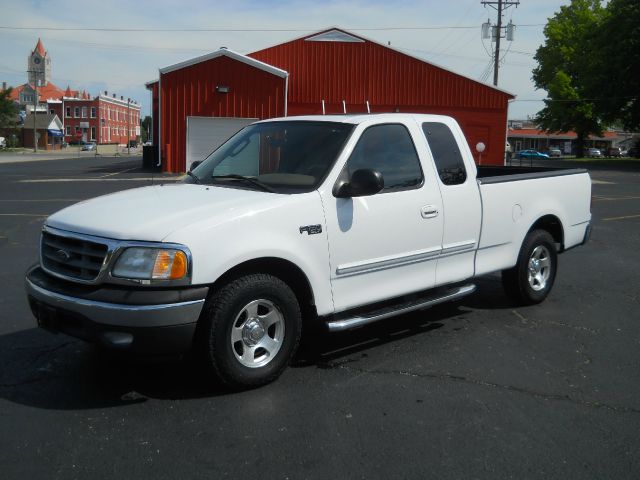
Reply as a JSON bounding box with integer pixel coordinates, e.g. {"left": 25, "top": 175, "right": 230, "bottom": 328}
{"left": 587, "top": 148, "right": 602, "bottom": 158}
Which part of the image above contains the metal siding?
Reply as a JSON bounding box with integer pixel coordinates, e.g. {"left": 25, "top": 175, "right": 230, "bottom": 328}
{"left": 160, "top": 55, "right": 285, "bottom": 172}
{"left": 250, "top": 36, "right": 511, "bottom": 165}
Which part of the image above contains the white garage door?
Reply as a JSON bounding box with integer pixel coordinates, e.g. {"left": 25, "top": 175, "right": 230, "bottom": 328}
{"left": 186, "top": 116, "right": 257, "bottom": 171}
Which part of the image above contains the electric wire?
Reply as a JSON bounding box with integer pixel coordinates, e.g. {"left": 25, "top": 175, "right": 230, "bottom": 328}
{"left": 0, "top": 24, "right": 546, "bottom": 33}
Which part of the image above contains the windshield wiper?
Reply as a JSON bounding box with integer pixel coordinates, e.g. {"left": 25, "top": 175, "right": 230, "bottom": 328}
{"left": 186, "top": 170, "right": 200, "bottom": 184}
{"left": 211, "top": 174, "right": 276, "bottom": 193}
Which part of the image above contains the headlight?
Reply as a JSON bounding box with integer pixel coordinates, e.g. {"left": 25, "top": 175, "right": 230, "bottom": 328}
{"left": 112, "top": 247, "right": 188, "bottom": 281}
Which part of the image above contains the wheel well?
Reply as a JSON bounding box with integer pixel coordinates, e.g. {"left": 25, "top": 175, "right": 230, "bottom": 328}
{"left": 212, "top": 257, "right": 317, "bottom": 316}
{"left": 529, "top": 215, "right": 564, "bottom": 250}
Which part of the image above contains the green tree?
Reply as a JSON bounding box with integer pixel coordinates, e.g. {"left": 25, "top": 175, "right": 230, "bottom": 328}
{"left": 532, "top": 0, "right": 606, "bottom": 157}
{"left": 141, "top": 115, "right": 152, "bottom": 143}
{"left": 591, "top": 0, "right": 640, "bottom": 130}
{"left": 0, "top": 87, "right": 18, "bottom": 129}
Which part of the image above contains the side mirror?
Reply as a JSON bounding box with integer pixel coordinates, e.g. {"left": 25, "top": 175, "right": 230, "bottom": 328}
{"left": 334, "top": 169, "right": 384, "bottom": 198}
{"left": 190, "top": 160, "right": 202, "bottom": 171}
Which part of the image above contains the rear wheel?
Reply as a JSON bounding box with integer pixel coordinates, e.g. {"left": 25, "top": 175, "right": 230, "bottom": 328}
{"left": 198, "top": 274, "right": 301, "bottom": 389}
{"left": 502, "top": 229, "right": 557, "bottom": 305}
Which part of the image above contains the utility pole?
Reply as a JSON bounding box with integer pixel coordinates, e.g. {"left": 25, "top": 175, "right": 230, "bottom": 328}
{"left": 33, "top": 79, "right": 38, "bottom": 152}
{"left": 27, "top": 70, "right": 40, "bottom": 151}
{"left": 127, "top": 98, "right": 131, "bottom": 156}
{"left": 481, "top": 0, "right": 519, "bottom": 86}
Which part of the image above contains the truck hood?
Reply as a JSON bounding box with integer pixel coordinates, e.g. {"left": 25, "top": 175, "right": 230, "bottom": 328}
{"left": 46, "top": 183, "right": 285, "bottom": 242}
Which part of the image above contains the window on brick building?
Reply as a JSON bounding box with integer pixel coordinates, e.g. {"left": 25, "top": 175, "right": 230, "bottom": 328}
{"left": 74, "top": 107, "right": 79, "bottom": 117}
{"left": 65, "top": 126, "right": 71, "bottom": 135}
{"left": 50, "top": 109, "right": 55, "bottom": 115}
{"left": 91, "top": 127, "right": 96, "bottom": 140}
{"left": 91, "top": 107, "right": 96, "bottom": 118}
{"left": 75, "top": 126, "right": 81, "bottom": 133}
{"left": 66, "top": 107, "right": 71, "bottom": 117}
{"left": 81, "top": 107, "right": 87, "bottom": 118}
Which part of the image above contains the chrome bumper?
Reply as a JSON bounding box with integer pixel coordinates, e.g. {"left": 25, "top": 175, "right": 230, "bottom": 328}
{"left": 25, "top": 277, "right": 205, "bottom": 329}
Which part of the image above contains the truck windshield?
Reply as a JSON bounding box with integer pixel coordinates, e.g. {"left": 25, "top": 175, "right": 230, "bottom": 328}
{"left": 187, "top": 121, "right": 355, "bottom": 193}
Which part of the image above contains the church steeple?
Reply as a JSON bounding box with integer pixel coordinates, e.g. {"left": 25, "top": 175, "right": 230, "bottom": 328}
{"left": 34, "top": 38, "right": 46, "bottom": 56}
{"left": 28, "top": 38, "right": 51, "bottom": 87}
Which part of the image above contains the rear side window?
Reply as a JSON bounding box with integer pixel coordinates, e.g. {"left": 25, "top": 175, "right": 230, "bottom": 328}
{"left": 345, "top": 124, "right": 423, "bottom": 192}
{"left": 422, "top": 122, "right": 467, "bottom": 185}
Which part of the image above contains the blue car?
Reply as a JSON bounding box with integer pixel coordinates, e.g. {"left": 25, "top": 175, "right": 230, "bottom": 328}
{"left": 517, "top": 149, "right": 550, "bottom": 160}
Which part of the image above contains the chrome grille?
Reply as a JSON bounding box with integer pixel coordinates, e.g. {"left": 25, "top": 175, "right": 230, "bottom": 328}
{"left": 41, "top": 230, "right": 108, "bottom": 282}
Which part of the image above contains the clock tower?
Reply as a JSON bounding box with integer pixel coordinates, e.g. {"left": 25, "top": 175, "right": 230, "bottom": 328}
{"left": 28, "top": 38, "right": 51, "bottom": 87}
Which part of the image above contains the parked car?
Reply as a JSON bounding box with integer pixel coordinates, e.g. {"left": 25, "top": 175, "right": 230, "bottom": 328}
{"left": 586, "top": 148, "right": 603, "bottom": 158}
{"left": 548, "top": 148, "right": 562, "bottom": 158}
{"left": 81, "top": 142, "right": 96, "bottom": 151}
{"left": 517, "top": 149, "right": 550, "bottom": 160}
{"left": 607, "top": 147, "right": 622, "bottom": 158}
{"left": 628, "top": 147, "right": 640, "bottom": 158}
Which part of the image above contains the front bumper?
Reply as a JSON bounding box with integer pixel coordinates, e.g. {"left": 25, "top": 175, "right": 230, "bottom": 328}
{"left": 25, "top": 266, "right": 208, "bottom": 354}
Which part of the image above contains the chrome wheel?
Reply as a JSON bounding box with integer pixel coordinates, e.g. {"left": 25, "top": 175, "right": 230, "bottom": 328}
{"left": 230, "top": 299, "right": 285, "bottom": 368}
{"left": 527, "top": 245, "right": 551, "bottom": 291}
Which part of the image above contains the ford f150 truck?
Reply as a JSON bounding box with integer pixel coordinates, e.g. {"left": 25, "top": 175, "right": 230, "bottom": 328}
{"left": 25, "top": 114, "right": 592, "bottom": 388}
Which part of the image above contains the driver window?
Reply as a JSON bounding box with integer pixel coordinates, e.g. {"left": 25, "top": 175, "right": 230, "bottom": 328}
{"left": 344, "top": 124, "right": 423, "bottom": 192}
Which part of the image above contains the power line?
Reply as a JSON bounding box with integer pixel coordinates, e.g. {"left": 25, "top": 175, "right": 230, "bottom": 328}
{"left": 0, "top": 24, "right": 546, "bottom": 33}
{"left": 513, "top": 95, "right": 638, "bottom": 102}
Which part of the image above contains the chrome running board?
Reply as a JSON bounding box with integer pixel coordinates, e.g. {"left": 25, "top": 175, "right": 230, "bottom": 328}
{"left": 326, "top": 284, "right": 476, "bottom": 332}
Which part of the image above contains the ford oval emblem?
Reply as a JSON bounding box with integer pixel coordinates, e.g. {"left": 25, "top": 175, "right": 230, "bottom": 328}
{"left": 54, "top": 249, "right": 71, "bottom": 263}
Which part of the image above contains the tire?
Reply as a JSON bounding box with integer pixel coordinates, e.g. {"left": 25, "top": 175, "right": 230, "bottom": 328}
{"left": 501, "top": 229, "right": 558, "bottom": 305}
{"left": 198, "top": 273, "right": 301, "bottom": 389}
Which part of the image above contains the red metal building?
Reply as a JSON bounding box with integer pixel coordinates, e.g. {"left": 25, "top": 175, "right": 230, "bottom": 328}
{"left": 149, "top": 28, "right": 514, "bottom": 172}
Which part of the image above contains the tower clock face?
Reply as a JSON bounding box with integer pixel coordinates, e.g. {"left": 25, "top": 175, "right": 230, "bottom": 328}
{"left": 34, "top": 57, "right": 41, "bottom": 64}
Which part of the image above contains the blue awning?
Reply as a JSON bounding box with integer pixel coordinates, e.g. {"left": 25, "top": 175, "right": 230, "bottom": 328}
{"left": 47, "top": 129, "right": 64, "bottom": 137}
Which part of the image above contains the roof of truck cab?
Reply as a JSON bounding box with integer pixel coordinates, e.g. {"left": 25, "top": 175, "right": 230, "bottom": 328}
{"left": 255, "top": 113, "right": 455, "bottom": 125}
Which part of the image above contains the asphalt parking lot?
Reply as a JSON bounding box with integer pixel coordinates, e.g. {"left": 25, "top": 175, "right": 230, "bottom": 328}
{"left": 1, "top": 155, "right": 639, "bottom": 479}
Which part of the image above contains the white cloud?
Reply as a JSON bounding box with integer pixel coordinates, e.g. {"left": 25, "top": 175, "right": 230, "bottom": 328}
{"left": 0, "top": 0, "right": 572, "bottom": 119}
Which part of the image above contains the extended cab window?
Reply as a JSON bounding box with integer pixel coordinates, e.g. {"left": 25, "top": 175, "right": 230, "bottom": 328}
{"left": 344, "top": 124, "right": 423, "bottom": 192}
{"left": 422, "top": 122, "right": 467, "bottom": 185}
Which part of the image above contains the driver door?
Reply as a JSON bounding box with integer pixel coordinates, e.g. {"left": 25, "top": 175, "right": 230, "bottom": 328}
{"left": 320, "top": 122, "right": 444, "bottom": 312}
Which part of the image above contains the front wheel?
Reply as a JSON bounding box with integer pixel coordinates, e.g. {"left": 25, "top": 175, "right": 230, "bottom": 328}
{"left": 502, "top": 229, "right": 558, "bottom": 305}
{"left": 198, "top": 274, "right": 301, "bottom": 389}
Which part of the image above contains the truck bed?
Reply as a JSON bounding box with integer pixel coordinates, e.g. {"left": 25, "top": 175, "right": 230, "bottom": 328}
{"left": 477, "top": 166, "right": 588, "bottom": 184}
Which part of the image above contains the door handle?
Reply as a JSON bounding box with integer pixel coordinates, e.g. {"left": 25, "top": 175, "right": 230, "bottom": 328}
{"left": 421, "top": 205, "right": 439, "bottom": 219}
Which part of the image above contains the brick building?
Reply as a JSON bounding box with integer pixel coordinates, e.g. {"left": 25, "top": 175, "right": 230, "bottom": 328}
{"left": 2, "top": 38, "right": 141, "bottom": 146}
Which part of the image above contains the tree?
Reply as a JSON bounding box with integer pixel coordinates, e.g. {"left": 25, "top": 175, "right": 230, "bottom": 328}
{"left": 591, "top": 0, "right": 640, "bottom": 130}
{"left": 0, "top": 87, "right": 18, "bottom": 130}
{"left": 141, "top": 115, "right": 152, "bottom": 143}
{"left": 532, "top": 0, "right": 606, "bottom": 157}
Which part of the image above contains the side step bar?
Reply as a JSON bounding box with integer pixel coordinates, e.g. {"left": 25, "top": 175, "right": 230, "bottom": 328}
{"left": 326, "top": 284, "right": 476, "bottom": 332}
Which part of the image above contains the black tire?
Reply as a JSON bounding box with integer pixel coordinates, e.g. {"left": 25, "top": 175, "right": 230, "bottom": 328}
{"left": 198, "top": 273, "right": 301, "bottom": 389}
{"left": 501, "top": 229, "right": 557, "bottom": 305}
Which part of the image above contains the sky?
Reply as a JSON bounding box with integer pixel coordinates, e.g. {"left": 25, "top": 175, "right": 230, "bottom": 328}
{"left": 0, "top": 0, "right": 573, "bottom": 120}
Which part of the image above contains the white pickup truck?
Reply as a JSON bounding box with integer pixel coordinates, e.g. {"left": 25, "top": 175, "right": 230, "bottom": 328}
{"left": 25, "top": 114, "right": 592, "bottom": 388}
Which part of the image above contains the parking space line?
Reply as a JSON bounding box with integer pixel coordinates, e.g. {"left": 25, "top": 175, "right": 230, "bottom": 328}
{"left": 591, "top": 180, "right": 615, "bottom": 185}
{"left": 0, "top": 199, "right": 84, "bottom": 202}
{"left": 602, "top": 214, "right": 640, "bottom": 222}
{"left": 19, "top": 178, "right": 181, "bottom": 183}
{"left": 0, "top": 213, "right": 48, "bottom": 217}
{"left": 593, "top": 195, "right": 640, "bottom": 202}
{"left": 100, "top": 167, "right": 138, "bottom": 178}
